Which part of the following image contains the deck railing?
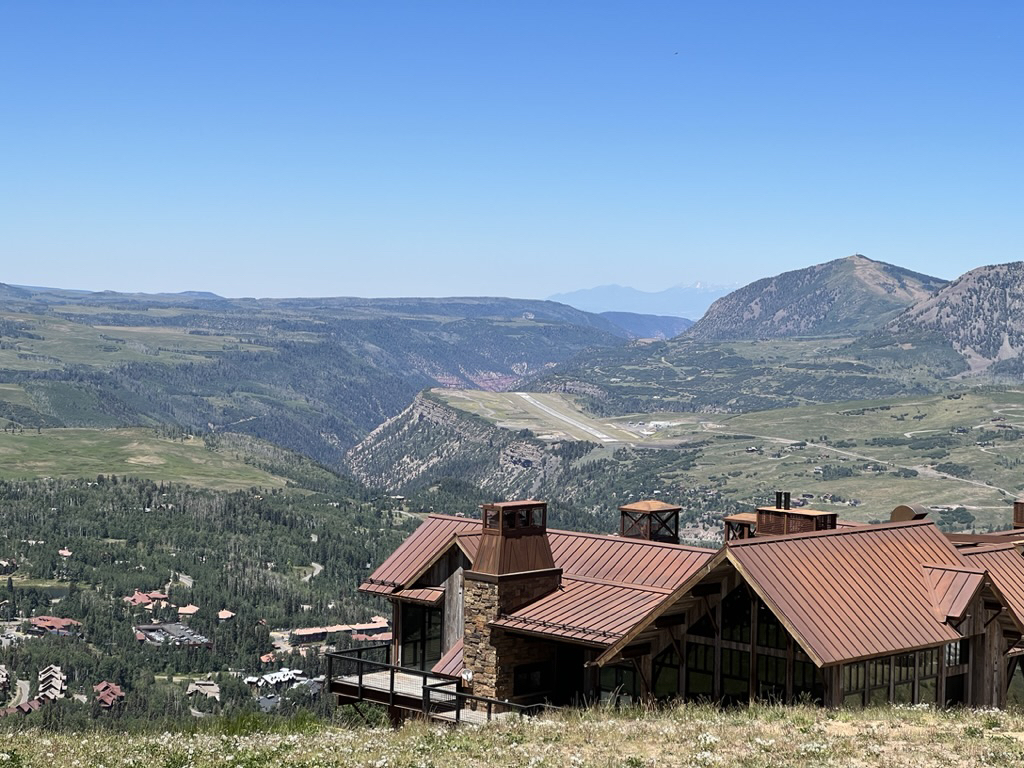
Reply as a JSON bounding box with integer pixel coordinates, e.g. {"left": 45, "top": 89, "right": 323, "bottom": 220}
{"left": 327, "top": 646, "right": 557, "bottom": 723}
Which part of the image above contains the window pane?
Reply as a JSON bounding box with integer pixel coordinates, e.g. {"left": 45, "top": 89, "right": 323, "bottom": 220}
{"left": 869, "top": 658, "right": 890, "bottom": 688}
{"left": 653, "top": 646, "right": 681, "bottom": 699}
{"left": 686, "top": 643, "right": 714, "bottom": 698}
{"left": 894, "top": 682, "right": 913, "bottom": 704}
{"left": 919, "top": 677, "right": 937, "bottom": 704}
{"left": 721, "top": 587, "right": 751, "bottom": 644}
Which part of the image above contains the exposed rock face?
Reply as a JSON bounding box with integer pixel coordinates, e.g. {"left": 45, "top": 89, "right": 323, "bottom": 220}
{"left": 890, "top": 261, "right": 1024, "bottom": 374}
{"left": 343, "top": 392, "right": 567, "bottom": 495}
{"left": 688, "top": 255, "right": 947, "bottom": 341}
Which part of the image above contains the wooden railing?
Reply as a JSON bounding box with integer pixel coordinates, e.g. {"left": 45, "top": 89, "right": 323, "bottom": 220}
{"left": 326, "top": 646, "right": 557, "bottom": 723}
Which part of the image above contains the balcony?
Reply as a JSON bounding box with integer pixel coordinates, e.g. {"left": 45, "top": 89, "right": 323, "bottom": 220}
{"left": 326, "top": 644, "right": 554, "bottom": 725}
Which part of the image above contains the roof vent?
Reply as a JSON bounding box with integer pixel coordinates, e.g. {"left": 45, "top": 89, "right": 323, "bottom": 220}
{"left": 890, "top": 503, "right": 930, "bottom": 522}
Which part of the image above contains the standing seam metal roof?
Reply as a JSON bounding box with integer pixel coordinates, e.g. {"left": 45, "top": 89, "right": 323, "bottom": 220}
{"left": 725, "top": 520, "right": 967, "bottom": 666}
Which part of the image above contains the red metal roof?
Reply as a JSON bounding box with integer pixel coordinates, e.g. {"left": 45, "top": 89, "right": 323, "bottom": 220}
{"left": 393, "top": 587, "right": 444, "bottom": 604}
{"left": 361, "top": 513, "right": 716, "bottom": 646}
{"left": 492, "top": 577, "right": 670, "bottom": 647}
{"left": 924, "top": 564, "right": 985, "bottom": 622}
{"left": 361, "top": 514, "right": 713, "bottom": 595}
{"left": 726, "top": 521, "right": 968, "bottom": 666}
{"left": 547, "top": 530, "right": 711, "bottom": 589}
{"left": 961, "top": 544, "right": 1024, "bottom": 622}
{"left": 360, "top": 515, "right": 479, "bottom": 595}
{"left": 431, "top": 638, "right": 464, "bottom": 678}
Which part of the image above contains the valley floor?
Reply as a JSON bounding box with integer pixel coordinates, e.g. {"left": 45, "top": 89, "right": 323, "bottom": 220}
{"left": 3, "top": 703, "right": 1024, "bottom": 767}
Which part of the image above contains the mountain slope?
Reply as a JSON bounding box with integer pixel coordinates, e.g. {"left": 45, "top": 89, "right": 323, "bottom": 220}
{"left": 688, "top": 255, "right": 947, "bottom": 340}
{"left": 889, "top": 261, "right": 1024, "bottom": 374}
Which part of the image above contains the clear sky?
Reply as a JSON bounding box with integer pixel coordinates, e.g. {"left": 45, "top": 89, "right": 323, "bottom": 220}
{"left": 1, "top": 2, "right": 1021, "bottom": 299}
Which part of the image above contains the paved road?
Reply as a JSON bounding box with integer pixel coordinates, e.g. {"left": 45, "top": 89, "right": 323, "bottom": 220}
{"left": 514, "top": 393, "right": 618, "bottom": 443}
{"left": 10, "top": 679, "right": 29, "bottom": 707}
{"left": 301, "top": 562, "right": 324, "bottom": 583}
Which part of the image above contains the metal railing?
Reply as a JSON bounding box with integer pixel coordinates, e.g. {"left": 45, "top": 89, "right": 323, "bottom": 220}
{"left": 327, "top": 646, "right": 558, "bottom": 724}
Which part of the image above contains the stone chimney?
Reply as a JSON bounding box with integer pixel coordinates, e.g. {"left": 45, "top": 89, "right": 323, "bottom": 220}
{"left": 1014, "top": 500, "right": 1024, "bottom": 530}
{"left": 463, "top": 500, "right": 561, "bottom": 700}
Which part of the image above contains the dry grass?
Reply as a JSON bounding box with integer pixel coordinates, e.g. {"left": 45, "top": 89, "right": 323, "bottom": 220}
{"left": 5, "top": 703, "right": 1024, "bottom": 767}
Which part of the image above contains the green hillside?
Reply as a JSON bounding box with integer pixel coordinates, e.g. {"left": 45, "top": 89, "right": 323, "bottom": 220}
{"left": 526, "top": 333, "right": 964, "bottom": 419}
{"left": 349, "top": 388, "right": 1024, "bottom": 537}
{"left": 0, "top": 428, "right": 294, "bottom": 490}
{"left": 0, "top": 290, "right": 627, "bottom": 463}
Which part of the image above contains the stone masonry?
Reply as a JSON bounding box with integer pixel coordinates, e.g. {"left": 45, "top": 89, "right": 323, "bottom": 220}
{"left": 462, "top": 570, "right": 560, "bottom": 700}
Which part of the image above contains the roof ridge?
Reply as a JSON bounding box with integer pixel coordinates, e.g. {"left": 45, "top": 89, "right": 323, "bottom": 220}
{"left": 727, "top": 519, "right": 936, "bottom": 548}
{"left": 428, "top": 512, "right": 713, "bottom": 553}
{"left": 562, "top": 574, "right": 672, "bottom": 594}
{"left": 921, "top": 562, "right": 986, "bottom": 574}
{"left": 962, "top": 543, "right": 1021, "bottom": 555}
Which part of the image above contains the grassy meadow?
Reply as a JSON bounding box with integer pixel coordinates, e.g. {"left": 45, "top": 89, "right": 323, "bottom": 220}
{"left": 0, "top": 428, "right": 289, "bottom": 490}
{"left": 3, "top": 703, "right": 1024, "bottom": 767}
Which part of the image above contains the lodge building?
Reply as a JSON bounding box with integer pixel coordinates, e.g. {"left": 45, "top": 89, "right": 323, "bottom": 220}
{"left": 329, "top": 496, "right": 1024, "bottom": 720}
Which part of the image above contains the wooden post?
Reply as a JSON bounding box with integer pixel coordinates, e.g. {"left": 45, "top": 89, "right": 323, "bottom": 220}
{"left": 748, "top": 592, "right": 758, "bottom": 703}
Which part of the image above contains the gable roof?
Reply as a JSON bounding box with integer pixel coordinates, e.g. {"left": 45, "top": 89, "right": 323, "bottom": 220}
{"left": 598, "top": 520, "right": 996, "bottom": 668}
{"left": 361, "top": 514, "right": 714, "bottom": 596}
{"left": 961, "top": 543, "right": 1024, "bottom": 622}
{"left": 361, "top": 515, "right": 479, "bottom": 596}
{"left": 725, "top": 520, "right": 970, "bottom": 666}
{"left": 361, "top": 513, "right": 716, "bottom": 646}
{"left": 924, "top": 564, "right": 986, "bottom": 623}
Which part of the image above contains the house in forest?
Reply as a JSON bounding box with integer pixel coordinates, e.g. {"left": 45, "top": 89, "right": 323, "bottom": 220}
{"left": 330, "top": 497, "right": 1024, "bottom": 720}
{"left": 94, "top": 681, "right": 125, "bottom": 709}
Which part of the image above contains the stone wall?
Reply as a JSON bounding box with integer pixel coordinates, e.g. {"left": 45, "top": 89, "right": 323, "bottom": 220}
{"left": 463, "top": 572, "right": 560, "bottom": 700}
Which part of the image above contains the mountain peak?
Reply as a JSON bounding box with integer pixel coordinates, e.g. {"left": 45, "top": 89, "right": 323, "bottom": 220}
{"left": 687, "top": 256, "right": 947, "bottom": 341}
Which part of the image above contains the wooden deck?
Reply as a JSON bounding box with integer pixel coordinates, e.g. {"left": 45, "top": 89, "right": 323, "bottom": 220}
{"left": 330, "top": 669, "right": 519, "bottom": 725}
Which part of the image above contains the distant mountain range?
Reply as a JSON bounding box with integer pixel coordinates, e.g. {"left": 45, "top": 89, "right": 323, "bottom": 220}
{"left": 687, "top": 255, "right": 948, "bottom": 341}
{"left": 548, "top": 283, "right": 734, "bottom": 320}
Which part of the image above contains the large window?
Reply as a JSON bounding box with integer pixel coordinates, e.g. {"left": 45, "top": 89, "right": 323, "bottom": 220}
{"left": 400, "top": 603, "right": 442, "bottom": 670}
{"left": 843, "top": 649, "right": 946, "bottom": 707}
{"left": 653, "top": 645, "right": 682, "bottom": 700}
{"left": 720, "top": 648, "right": 750, "bottom": 705}
{"left": 756, "top": 601, "right": 787, "bottom": 650}
{"left": 599, "top": 663, "right": 639, "bottom": 704}
{"left": 757, "top": 655, "right": 787, "bottom": 702}
{"left": 720, "top": 587, "right": 751, "bottom": 644}
{"left": 686, "top": 642, "right": 715, "bottom": 699}
{"left": 793, "top": 650, "right": 824, "bottom": 704}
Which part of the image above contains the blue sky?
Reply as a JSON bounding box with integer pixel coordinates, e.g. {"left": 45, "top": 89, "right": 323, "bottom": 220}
{"left": 1, "top": 2, "right": 1021, "bottom": 299}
